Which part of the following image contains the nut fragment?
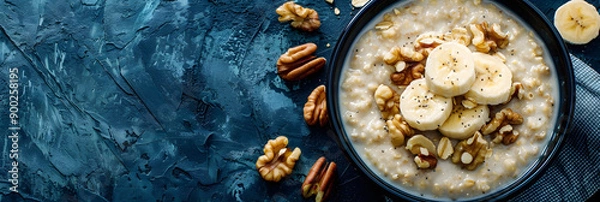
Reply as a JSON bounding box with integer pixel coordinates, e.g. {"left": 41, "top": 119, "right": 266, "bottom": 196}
{"left": 481, "top": 108, "right": 524, "bottom": 135}
{"left": 437, "top": 137, "right": 454, "bottom": 160}
{"left": 492, "top": 125, "right": 520, "bottom": 145}
{"left": 304, "top": 85, "right": 328, "bottom": 127}
{"left": 390, "top": 63, "right": 424, "bottom": 86}
{"left": 414, "top": 147, "right": 438, "bottom": 169}
{"left": 444, "top": 27, "right": 472, "bottom": 46}
{"left": 451, "top": 131, "right": 489, "bottom": 170}
{"left": 302, "top": 157, "right": 337, "bottom": 202}
{"left": 374, "top": 84, "right": 400, "bottom": 119}
{"left": 386, "top": 114, "right": 414, "bottom": 147}
{"left": 470, "top": 22, "right": 509, "bottom": 53}
{"left": 276, "top": 1, "right": 321, "bottom": 32}
{"left": 277, "top": 43, "right": 326, "bottom": 81}
{"left": 415, "top": 32, "right": 445, "bottom": 49}
{"left": 256, "top": 136, "right": 302, "bottom": 182}
{"left": 383, "top": 46, "right": 425, "bottom": 65}
{"left": 406, "top": 134, "right": 436, "bottom": 155}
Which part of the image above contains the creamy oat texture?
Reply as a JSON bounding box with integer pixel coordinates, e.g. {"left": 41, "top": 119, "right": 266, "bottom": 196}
{"left": 339, "top": 0, "right": 558, "bottom": 199}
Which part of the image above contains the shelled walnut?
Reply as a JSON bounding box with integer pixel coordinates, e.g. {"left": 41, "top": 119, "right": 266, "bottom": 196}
{"left": 277, "top": 43, "right": 326, "bottom": 81}
{"left": 256, "top": 136, "right": 302, "bottom": 182}
{"left": 444, "top": 27, "right": 472, "bottom": 46}
{"left": 406, "top": 135, "right": 436, "bottom": 156}
{"left": 374, "top": 84, "right": 400, "bottom": 119}
{"left": 386, "top": 114, "right": 414, "bottom": 147}
{"left": 390, "top": 63, "right": 424, "bottom": 86}
{"left": 276, "top": 1, "right": 321, "bottom": 32}
{"left": 383, "top": 46, "right": 425, "bottom": 65}
{"left": 492, "top": 125, "right": 520, "bottom": 145}
{"left": 470, "top": 22, "right": 509, "bottom": 53}
{"left": 414, "top": 147, "right": 438, "bottom": 169}
{"left": 451, "top": 132, "right": 489, "bottom": 170}
{"left": 481, "top": 108, "right": 523, "bottom": 135}
{"left": 302, "top": 157, "right": 337, "bottom": 202}
{"left": 304, "top": 85, "right": 328, "bottom": 127}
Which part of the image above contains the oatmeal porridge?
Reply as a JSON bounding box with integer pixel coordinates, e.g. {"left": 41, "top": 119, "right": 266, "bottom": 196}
{"left": 338, "top": 0, "right": 558, "bottom": 199}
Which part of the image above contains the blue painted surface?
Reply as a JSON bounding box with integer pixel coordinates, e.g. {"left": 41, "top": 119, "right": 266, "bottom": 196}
{"left": 0, "top": 0, "right": 597, "bottom": 201}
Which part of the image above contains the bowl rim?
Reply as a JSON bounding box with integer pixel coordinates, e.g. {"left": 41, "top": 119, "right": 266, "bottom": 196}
{"left": 327, "top": 0, "right": 575, "bottom": 201}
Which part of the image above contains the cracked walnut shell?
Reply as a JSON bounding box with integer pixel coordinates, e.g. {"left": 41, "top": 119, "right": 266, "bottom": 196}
{"left": 304, "top": 85, "right": 328, "bottom": 127}
{"left": 451, "top": 131, "right": 489, "bottom": 170}
{"left": 302, "top": 157, "right": 336, "bottom": 202}
{"left": 374, "top": 84, "right": 400, "bottom": 120}
{"left": 277, "top": 43, "right": 326, "bottom": 81}
{"left": 256, "top": 136, "right": 302, "bottom": 182}
{"left": 276, "top": 1, "right": 321, "bottom": 32}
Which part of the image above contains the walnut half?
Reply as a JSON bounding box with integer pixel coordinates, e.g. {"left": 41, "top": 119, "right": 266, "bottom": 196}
{"left": 276, "top": 1, "right": 321, "bottom": 32}
{"left": 386, "top": 114, "right": 414, "bottom": 147}
{"left": 481, "top": 108, "right": 524, "bottom": 135}
{"left": 304, "top": 85, "right": 328, "bottom": 127}
{"left": 256, "top": 136, "right": 302, "bottom": 182}
{"left": 470, "top": 22, "right": 509, "bottom": 53}
{"left": 390, "top": 63, "right": 424, "bottom": 86}
{"left": 277, "top": 43, "right": 326, "bottom": 81}
{"left": 451, "top": 132, "right": 489, "bottom": 170}
{"left": 302, "top": 157, "right": 337, "bottom": 202}
{"left": 374, "top": 84, "right": 400, "bottom": 119}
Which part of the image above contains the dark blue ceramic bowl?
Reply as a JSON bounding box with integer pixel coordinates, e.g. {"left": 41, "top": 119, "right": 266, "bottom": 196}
{"left": 327, "top": 0, "right": 575, "bottom": 201}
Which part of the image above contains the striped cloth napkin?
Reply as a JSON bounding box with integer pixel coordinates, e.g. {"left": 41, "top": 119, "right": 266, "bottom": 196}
{"left": 511, "top": 55, "right": 600, "bottom": 201}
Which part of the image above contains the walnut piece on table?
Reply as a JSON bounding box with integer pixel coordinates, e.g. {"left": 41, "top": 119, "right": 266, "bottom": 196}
{"left": 304, "top": 85, "right": 328, "bottom": 127}
{"left": 302, "top": 157, "right": 337, "bottom": 202}
{"left": 277, "top": 43, "right": 326, "bottom": 81}
{"left": 256, "top": 136, "right": 302, "bottom": 182}
{"left": 276, "top": 1, "right": 321, "bottom": 32}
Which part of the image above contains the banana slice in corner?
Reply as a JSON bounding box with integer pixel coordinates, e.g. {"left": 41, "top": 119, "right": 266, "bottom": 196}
{"left": 554, "top": 0, "right": 600, "bottom": 44}
{"left": 439, "top": 103, "right": 490, "bottom": 140}
{"left": 400, "top": 78, "right": 453, "bottom": 131}
{"left": 425, "top": 41, "right": 476, "bottom": 97}
{"left": 465, "top": 53, "right": 513, "bottom": 105}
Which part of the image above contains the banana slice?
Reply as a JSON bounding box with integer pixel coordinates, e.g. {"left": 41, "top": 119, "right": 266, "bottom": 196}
{"left": 439, "top": 104, "right": 490, "bottom": 139}
{"left": 554, "top": 0, "right": 600, "bottom": 44}
{"left": 465, "top": 53, "right": 513, "bottom": 105}
{"left": 400, "top": 78, "right": 452, "bottom": 131}
{"left": 425, "top": 41, "right": 476, "bottom": 97}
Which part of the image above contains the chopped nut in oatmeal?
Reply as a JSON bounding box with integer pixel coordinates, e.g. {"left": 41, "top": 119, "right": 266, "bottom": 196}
{"left": 390, "top": 63, "right": 424, "bottom": 86}
{"left": 386, "top": 114, "right": 414, "bottom": 147}
{"left": 481, "top": 108, "right": 524, "bottom": 135}
{"left": 374, "top": 84, "right": 400, "bottom": 119}
{"left": 451, "top": 132, "right": 489, "bottom": 170}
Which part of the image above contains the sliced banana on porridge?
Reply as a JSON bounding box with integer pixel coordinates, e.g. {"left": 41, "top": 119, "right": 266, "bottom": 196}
{"left": 439, "top": 103, "right": 490, "bottom": 140}
{"left": 425, "top": 42, "right": 476, "bottom": 97}
{"left": 465, "top": 53, "right": 513, "bottom": 105}
{"left": 400, "top": 78, "right": 453, "bottom": 131}
{"left": 554, "top": 0, "right": 600, "bottom": 44}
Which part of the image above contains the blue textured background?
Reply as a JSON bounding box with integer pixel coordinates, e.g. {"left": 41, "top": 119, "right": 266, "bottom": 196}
{"left": 0, "top": 0, "right": 597, "bottom": 201}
